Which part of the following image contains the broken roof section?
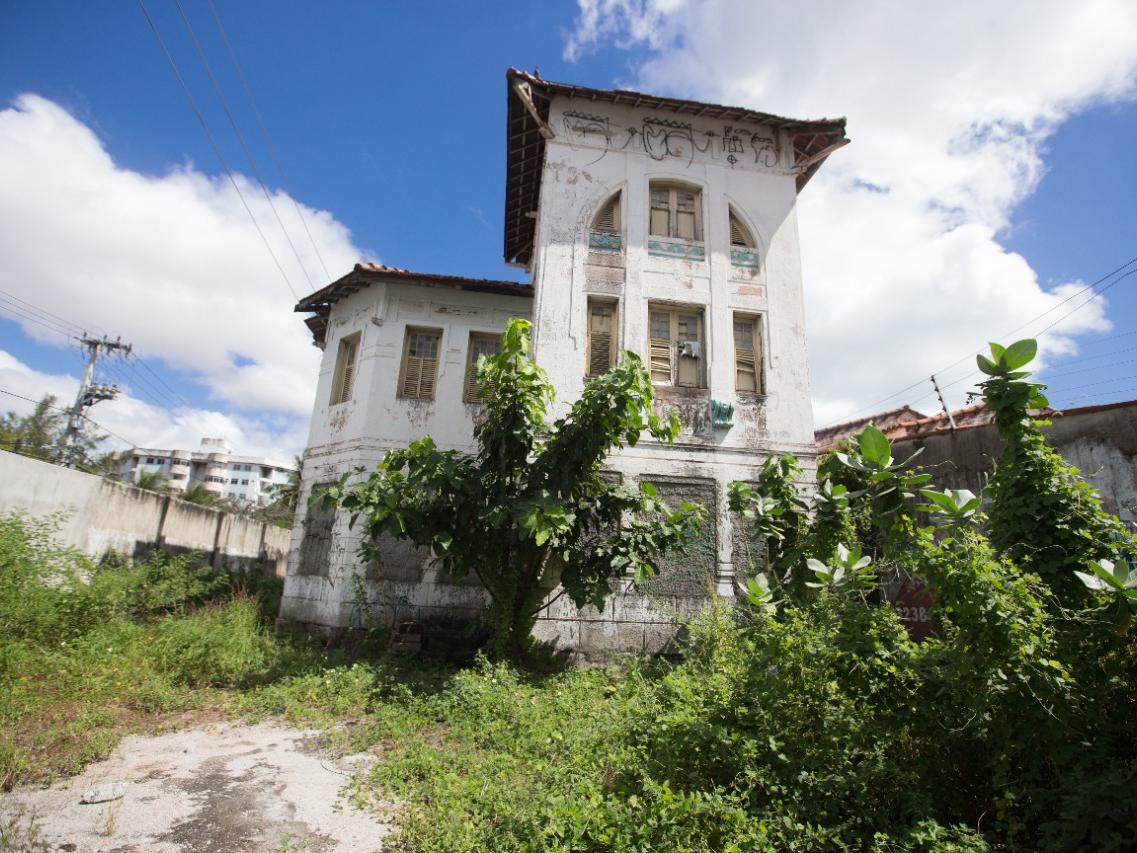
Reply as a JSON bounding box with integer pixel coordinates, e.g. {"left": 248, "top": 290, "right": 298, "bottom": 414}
{"left": 295, "top": 263, "right": 532, "bottom": 345}
{"left": 504, "top": 67, "right": 849, "bottom": 267}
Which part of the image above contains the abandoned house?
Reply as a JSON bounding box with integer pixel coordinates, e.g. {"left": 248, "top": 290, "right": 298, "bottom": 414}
{"left": 278, "top": 68, "right": 848, "bottom": 655}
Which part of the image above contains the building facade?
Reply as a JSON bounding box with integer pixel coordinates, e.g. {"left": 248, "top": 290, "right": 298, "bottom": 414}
{"left": 279, "top": 69, "right": 847, "bottom": 655}
{"left": 122, "top": 437, "right": 295, "bottom": 507}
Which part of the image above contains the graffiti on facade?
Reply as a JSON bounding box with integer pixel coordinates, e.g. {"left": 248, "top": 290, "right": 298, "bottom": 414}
{"left": 562, "top": 110, "right": 779, "bottom": 169}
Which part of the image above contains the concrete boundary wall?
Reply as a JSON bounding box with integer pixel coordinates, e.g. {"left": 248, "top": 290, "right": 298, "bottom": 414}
{"left": 0, "top": 451, "right": 291, "bottom": 575}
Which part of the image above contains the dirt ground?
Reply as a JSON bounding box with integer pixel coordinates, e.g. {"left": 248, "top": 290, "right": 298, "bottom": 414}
{"left": 0, "top": 721, "right": 392, "bottom": 852}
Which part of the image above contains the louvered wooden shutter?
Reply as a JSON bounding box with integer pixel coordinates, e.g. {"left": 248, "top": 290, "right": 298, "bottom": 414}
{"left": 649, "top": 310, "right": 672, "bottom": 383}
{"left": 400, "top": 330, "right": 440, "bottom": 399}
{"left": 593, "top": 196, "right": 619, "bottom": 233}
{"left": 729, "top": 212, "right": 752, "bottom": 247}
{"left": 734, "top": 317, "right": 760, "bottom": 392}
{"left": 587, "top": 304, "right": 614, "bottom": 377}
{"left": 464, "top": 334, "right": 499, "bottom": 402}
{"left": 339, "top": 339, "right": 357, "bottom": 401}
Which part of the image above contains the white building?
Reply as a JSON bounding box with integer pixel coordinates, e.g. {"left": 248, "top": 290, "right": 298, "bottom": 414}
{"left": 122, "top": 437, "right": 295, "bottom": 507}
{"left": 280, "top": 69, "right": 847, "bottom": 654}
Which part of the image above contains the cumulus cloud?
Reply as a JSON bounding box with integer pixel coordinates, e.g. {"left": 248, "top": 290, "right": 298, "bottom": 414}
{"left": 0, "top": 94, "right": 366, "bottom": 421}
{"left": 0, "top": 349, "right": 307, "bottom": 461}
{"left": 564, "top": 0, "right": 1137, "bottom": 424}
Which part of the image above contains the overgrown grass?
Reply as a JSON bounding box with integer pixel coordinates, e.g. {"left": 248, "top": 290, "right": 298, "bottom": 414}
{"left": 0, "top": 513, "right": 336, "bottom": 789}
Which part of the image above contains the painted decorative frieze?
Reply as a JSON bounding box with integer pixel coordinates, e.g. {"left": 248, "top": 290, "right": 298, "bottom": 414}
{"left": 561, "top": 108, "right": 783, "bottom": 171}
{"left": 588, "top": 229, "right": 623, "bottom": 252}
{"left": 730, "top": 247, "right": 761, "bottom": 268}
{"left": 648, "top": 239, "right": 706, "bottom": 262}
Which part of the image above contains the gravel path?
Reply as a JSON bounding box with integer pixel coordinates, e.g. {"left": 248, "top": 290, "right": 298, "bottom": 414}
{"left": 0, "top": 721, "right": 392, "bottom": 852}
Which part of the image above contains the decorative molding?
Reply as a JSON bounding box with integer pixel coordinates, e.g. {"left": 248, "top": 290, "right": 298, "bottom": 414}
{"left": 730, "top": 247, "right": 761, "bottom": 268}
{"left": 710, "top": 399, "right": 735, "bottom": 428}
{"left": 588, "top": 230, "right": 623, "bottom": 252}
{"left": 648, "top": 239, "right": 706, "bottom": 262}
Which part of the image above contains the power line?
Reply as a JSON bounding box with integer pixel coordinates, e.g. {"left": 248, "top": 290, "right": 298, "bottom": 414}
{"left": 135, "top": 0, "right": 300, "bottom": 301}
{"left": 1045, "top": 357, "right": 1137, "bottom": 380}
{"left": 173, "top": 0, "right": 316, "bottom": 291}
{"left": 0, "top": 386, "right": 143, "bottom": 451}
{"left": 0, "top": 286, "right": 87, "bottom": 335}
{"left": 835, "top": 253, "right": 1137, "bottom": 422}
{"left": 0, "top": 300, "right": 78, "bottom": 341}
{"left": 128, "top": 352, "right": 196, "bottom": 410}
{"left": 205, "top": 0, "right": 332, "bottom": 281}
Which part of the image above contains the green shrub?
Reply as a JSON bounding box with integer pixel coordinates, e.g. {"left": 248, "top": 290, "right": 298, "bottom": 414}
{"left": 147, "top": 594, "right": 280, "bottom": 687}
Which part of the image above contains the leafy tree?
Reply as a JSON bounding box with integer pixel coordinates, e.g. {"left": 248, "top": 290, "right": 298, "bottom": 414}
{"left": 0, "top": 395, "right": 65, "bottom": 460}
{"left": 270, "top": 455, "right": 303, "bottom": 513}
{"left": 317, "top": 319, "right": 704, "bottom": 659}
{"left": 180, "top": 483, "right": 219, "bottom": 507}
{"left": 134, "top": 469, "right": 168, "bottom": 493}
{"left": 979, "top": 338, "right": 1137, "bottom": 602}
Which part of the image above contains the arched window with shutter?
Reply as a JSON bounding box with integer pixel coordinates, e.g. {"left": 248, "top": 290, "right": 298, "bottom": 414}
{"left": 588, "top": 191, "right": 622, "bottom": 252}
{"left": 728, "top": 207, "right": 761, "bottom": 268}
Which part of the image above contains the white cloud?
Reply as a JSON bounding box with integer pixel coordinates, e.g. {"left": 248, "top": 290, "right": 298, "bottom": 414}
{"left": 0, "top": 349, "right": 307, "bottom": 462}
{"left": 565, "top": 0, "right": 1137, "bottom": 424}
{"left": 0, "top": 94, "right": 367, "bottom": 422}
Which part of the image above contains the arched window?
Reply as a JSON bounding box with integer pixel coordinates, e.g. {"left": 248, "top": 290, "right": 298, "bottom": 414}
{"left": 592, "top": 192, "right": 620, "bottom": 233}
{"left": 649, "top": 182, "right": 702, "bottom": 242}
{"left": 589, "top": 191, "right": 622, "bottom": 252}
{"left": 728, "top": 207, "right": 761, "bottom": 269}
{"left": 729, "top": 209, "right": 755, "bottom": 247}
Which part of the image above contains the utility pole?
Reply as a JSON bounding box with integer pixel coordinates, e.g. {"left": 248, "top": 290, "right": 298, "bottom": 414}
{"left": 930, "top": 374, "right": 957, "bottom": 433}
{"left": 57, "top": 334, "right": 132, "bottom": 466}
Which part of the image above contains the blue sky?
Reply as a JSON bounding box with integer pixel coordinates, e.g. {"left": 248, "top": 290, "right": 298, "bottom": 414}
{"left": 1, "top": 1, "right": 1135, "bottom": 457}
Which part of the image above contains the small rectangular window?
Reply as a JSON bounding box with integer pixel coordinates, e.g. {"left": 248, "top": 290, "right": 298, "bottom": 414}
{"left": 329, "top": 332, "right": 361, "bottom": 405}
{"left": 586, "top": 299, "right": 618, "bottom": 377}
{"left": 648, "top": 305, "right": 704, "bottom": 387}
{"left": 398, "top": 327, "right": 442, "bottom": 400}
{"left": 734, "top": 314, "right": 764, "bottom": 394}
{"left": 464, "top": 332, "right": 501, "bottom": 403}
{"left": 649, "top": 185, "right": 703, "bottom": 241}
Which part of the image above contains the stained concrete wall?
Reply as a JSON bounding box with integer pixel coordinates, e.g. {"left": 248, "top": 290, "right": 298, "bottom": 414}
{"left": 279, "top": 92, "right": 826, "bottom": 656}
{"left": 891, "top": 403, "right": 1137, "bottom": 526}
{"left": 0, "top": 451, "right": 291, "bottom": 574}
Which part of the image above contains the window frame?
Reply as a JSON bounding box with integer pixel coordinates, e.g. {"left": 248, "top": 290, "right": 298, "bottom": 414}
{"left": 329, "top": 331, "right": 362, "bottom": 406}
{"left": 397, "top": 326, "right": 443, "bottom": 401}
{"left": 648, "top": 182, "right": 704, "bottom": 242}
{"left": 728, "top": 208, "right": 756, "bottom": 248}
{"left": 463, "top": 331, "right": 502, "bottom": 404}
{"left": 647, "top": 303, "right": 706, "bottom": 388}
{"left": 733, "top": 313, "right": 765, "bottom": 395}
{"left": 585, "top": 297, "right": 619, "bottom": 378}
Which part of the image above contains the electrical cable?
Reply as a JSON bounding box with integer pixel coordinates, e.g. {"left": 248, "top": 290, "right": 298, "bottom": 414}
{"left": 136, "top": 0, "right": 299, "bottom": 301}
{"left": 205, "top": 0, "right": 332, "bottom": 281}
{"left": 173, "top": 0, "right": 316, "bottom": 291}
{"left": 835, "top": 253, "right": 1137, "bottom": 422}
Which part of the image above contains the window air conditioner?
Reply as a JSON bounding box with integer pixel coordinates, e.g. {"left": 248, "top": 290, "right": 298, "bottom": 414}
{"left": 680, "top": 340, "right": 702, "bottom": 358}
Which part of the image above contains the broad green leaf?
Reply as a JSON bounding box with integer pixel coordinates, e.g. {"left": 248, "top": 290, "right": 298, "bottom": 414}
{"left": 988, "top": 342, "right": 1006, "bottom": 360}
{"left": 1003, "top": 338, "right": 1037, "bottom": 370}
{"left": 976, "top": 354, "right": 999, "bottom": 375}
{"left": 858, "top": 425, "right": 891, "bottom": 467}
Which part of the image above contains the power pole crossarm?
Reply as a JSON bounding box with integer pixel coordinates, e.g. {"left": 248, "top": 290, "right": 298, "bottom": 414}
{"left": 57, "top": 334, "right": 132, "bottom": 466}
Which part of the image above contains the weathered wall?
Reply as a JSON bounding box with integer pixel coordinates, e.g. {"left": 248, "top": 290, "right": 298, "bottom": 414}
{"left": 0, "top": 451, "right": 291, "bottom": 574}
{"left": 892, "top": 404, "right": 1137, "bottom": 525}
{"left": 278, "top": 284, "right": 534, "bottom": 630}
{"left": 280, "top": 93, "right": 824, "bottom": 655}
